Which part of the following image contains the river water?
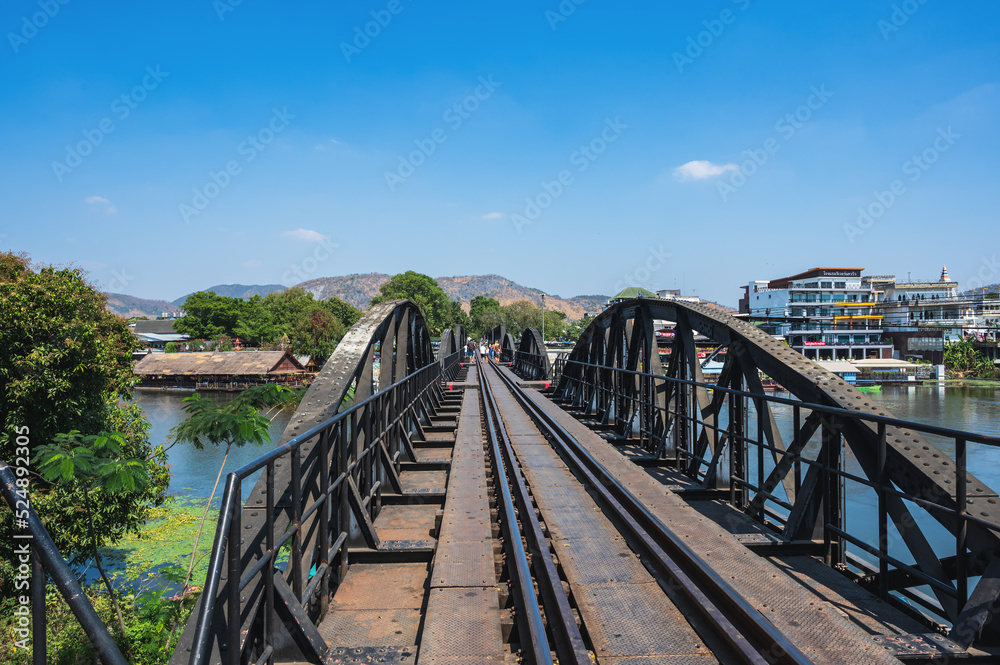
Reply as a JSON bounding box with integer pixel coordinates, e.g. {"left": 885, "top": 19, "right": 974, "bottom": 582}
{"left": 136, "top": 389, "right": 293, "bottom": 500}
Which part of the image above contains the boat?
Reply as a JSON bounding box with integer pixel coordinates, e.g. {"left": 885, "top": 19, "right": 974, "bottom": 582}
{"left": 857, "top": 385, "right": 882, "bottom": 393}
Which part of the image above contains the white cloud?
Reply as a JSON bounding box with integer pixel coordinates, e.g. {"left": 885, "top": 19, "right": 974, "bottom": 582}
{"left": 85, "top": 195, "right": 118, "bottom": 214}
{"left": 672, "top": 160, "right": 738, "bottom": 181}
{"left": 283, "top": 228, "right": 328, "bottom": 243}
{"left": 481, "top": 212, "right": 503, "bottom": 220}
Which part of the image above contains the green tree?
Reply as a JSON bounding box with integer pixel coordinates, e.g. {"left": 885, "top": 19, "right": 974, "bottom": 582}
{"left": 564, "top": 314, "right": 593, "bottom": 343}
{"left": 35, "top": 431, "right": 151, "bottom": 658}
{"left": 173, "top": 291, "right": 244, "bottom": 339}
{"left": 944, "top": 338, "right": 999, "bottom": 379}
{"left": 290, "top": 307, "right": 346, "bottom": 362}
{"left": 447, "top": 300, "right": 470, "bottom": 336}
{"left": 233, "top": 294, "right": 277, "bottom": 346}
{"left": 370, "top": 271, "right": 452, "bottom": 335}
{"left": 0, "top": 252, "right": 167, "bottom": 572}
{"left": 503, "top": 300, "right": 564, "bottom": 339}
{"left": 323, "top": 297, "right": 362, "bottom": 329}
{"left": 469, "top": 296, "right": 502, "bottom": 337}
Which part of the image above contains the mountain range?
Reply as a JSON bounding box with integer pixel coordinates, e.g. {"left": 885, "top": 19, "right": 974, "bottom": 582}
{"left": 103, "top": 274, "right": 737, "bottom": 320}
{"left": 296, "top": 273, "right": 610, "bottom": 320}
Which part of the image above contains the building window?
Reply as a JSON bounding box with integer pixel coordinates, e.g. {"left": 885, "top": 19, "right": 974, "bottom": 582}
{"left": 834, "top": 282, "right": 846, "bottom": 289}
{"left": 821, "top": 281, "right": 832, "bottom": 289}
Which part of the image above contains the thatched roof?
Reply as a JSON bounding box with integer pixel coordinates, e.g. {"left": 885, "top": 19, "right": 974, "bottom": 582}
{"left": 134, "top": 351, "right": 304, "bottom": 376}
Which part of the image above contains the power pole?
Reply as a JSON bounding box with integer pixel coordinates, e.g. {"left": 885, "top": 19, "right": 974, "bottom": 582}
{"left": 541, "top": 294, "right": 546, "bottom": 342}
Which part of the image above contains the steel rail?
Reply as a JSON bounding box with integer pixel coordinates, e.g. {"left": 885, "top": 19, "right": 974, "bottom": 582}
{"left": 475, "top": 354, "right": 555, "bottom": 665}
{"left": 476, "top": 354, "right": 592, "bottom": 665}
{"left": 488, "top": 359, "right": 815, "bottom": 665}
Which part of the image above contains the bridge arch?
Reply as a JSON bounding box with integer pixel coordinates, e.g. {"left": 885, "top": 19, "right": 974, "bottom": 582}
{"left": 556, "top": 298, "right": 1000, "bottom": 641}
{"left": 512, "top": 327, "right": 551, "bottom": 380}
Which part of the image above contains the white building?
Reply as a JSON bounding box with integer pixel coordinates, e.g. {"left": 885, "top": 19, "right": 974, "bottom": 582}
{"left": 740, "top": 268, "right": 892, "bottom": 361}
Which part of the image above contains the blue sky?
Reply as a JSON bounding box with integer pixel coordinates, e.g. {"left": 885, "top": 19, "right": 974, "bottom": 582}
{"left": 1, "top": 1, "right": 997, "bottom": 307}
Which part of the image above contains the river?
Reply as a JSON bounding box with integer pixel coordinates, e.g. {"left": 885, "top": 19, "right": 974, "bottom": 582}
{"left": 136, "top": 389, "right": 293, "bottom": 500}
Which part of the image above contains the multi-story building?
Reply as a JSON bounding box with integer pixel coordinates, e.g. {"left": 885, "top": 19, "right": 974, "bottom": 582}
{"left": 740, "top": 267, "right": 893, "bottom": 361}
{"left": 867, "top": 267, "right": 975, "bottom": 332}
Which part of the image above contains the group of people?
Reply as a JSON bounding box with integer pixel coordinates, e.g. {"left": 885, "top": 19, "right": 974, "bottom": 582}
{"left": 466, "top": 338, "right": 502, "bottom": 361}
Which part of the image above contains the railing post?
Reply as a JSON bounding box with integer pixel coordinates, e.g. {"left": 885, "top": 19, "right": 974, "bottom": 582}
{"left": 756, "top": 397, "right": 765, "bottom": 523}
{"left": 877, "top": 423, "right": 889, "bottom": 601}
{"left": 265, "top": 461, "right": 275, "bottom": 663}
{"left": 319, "top": 428, "right": 331, "bottom": 609}
{"left": 291, "top": 443, "right": 303, "bottom": 601}
{"left": 338, "top": 420, "right": 350, "bottom": 581}
{"left": 227, "top": 482, "right": 242, "bottom": 665}
{"left": 957, "top": 437, "right": 968, "bottom": 611}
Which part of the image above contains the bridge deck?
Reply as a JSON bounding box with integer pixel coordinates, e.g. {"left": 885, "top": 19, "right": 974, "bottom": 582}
{"left": 299, "top": 361, "right": 961, "bottom": 664}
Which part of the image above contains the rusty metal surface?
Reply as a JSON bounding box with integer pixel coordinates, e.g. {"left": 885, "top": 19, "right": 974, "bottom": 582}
{"left": 328, "top": 563, "right": 428, "bottom": 612}
{"left": 574, "top": 582, "right": 718, "bottom": 661}
{"left": 400, "top": 470, "right": 448, "bottom": 493}
{"left": 318, "top": 610, "right": 422, "bottom": 647}
{"left": 418, "top": 587, "right": 506, "bottom": 663}
{"left": 430, "top": 540, "right": 496, "bottom": 588}
{"left": 374, "top": 504, "right": 440, "bottom": 541}
{"left": 326, "top": 645, "right": 417, "bottom": 664}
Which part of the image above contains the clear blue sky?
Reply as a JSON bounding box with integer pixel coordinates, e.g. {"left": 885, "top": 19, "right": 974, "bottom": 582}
{"left": 1, "top": 1, "right": 997, "bottom": 307}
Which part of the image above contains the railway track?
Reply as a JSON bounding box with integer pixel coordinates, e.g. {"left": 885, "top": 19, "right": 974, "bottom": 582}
{"left": 476, "top": 354, "right": 814, "bottom": 665}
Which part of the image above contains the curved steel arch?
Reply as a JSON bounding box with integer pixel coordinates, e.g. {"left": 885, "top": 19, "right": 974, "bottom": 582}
{"left": 556, "top": 298, "right": 1000, "bottom": 644}
{"left": 175, "top": 299, "right": 454, "bottom": 664}
{"left": 513, "top": 327, "right": 551, "bottom": 380}
{"left": 439, "top": 323, "right": 467, "bottom": 364}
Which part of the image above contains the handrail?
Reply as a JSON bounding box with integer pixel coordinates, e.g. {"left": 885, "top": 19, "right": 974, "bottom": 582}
{"left": 187, "top": 350, "right": 462, "bottom": 664}
{"left": 558, "top": 358, "right": 1000, "bottom": 446}
{"left": 0, "top": 461, "right": 129, "bottom": 665}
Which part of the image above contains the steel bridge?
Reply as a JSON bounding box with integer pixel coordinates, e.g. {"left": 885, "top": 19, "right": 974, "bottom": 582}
{"left": 5, "top": 298, "right": 1000, "bottom": 664}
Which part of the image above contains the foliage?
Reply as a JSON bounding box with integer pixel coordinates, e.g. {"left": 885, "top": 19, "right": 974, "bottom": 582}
{"left": 34, "top": 431, "right": 154, "bottom": 656}
{"left": 174, "top": 287, "right": 360, "bottom": 353}
{"left": 501, "top": 300, "right": 565, "bottom": 340}
{"left": 370, "top": 271, "right": 455, "bottom": 335}
{"left": 164, "top": 341, "right": 178, "bottom": 353}
{"left": 0, "top": 499, "right": 206, "bottom": 664}
{"left": 944, "top": 338, "right": 1000, "bottom": 379}
{"left": 0, "top": 251, "right": 139, "bottom": 462}
{"left": 469, "top": 296, "right": 503, "bottom": 337}
{"left": 0, "top": 252, "right": 167, "bottom": 598}
{"left": 173, "top": 291, "right": 243, "bottom": 340}
{"left": 290, "top": 307, "right": 346, "bottom": 362}
{"left": 564, "top": 314, "right": 594, "bottom": 344}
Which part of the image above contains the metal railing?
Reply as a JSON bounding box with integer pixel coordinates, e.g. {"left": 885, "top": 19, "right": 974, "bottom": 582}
{"left": 0, "top": 462, "right": 129, "bottom": 665}
{"left": 552, "top": 358, "right": 1000, "bottom": 631}
{"left": 183, "top": 350, "right": 462, "bottom": 665}
{"left": 512, "top": 349, "right": 549, "bottom": 381}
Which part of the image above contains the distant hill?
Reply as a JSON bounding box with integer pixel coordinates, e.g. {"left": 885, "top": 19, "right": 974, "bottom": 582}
{"left": 295, "top": 273, "right": 391, "bottom": 309}
{"left": 104, "top": 293, "right": 181, "bottom": 319}
{"left": 172, "top": 283, "right": 287, "bottom": 307}
{"left": 107, "top": 274, "right": 737, "bottom": 323}
{"left": 294, "top": 273, "right": 607, "bottom": 320}
{"left": 436, "top": 275, "right": 606, "bottom": 320}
